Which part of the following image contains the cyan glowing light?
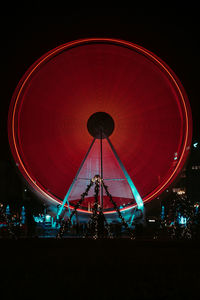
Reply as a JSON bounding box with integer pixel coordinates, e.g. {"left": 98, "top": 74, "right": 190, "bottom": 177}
{"left": 177, "top": 212, "right": 187, "bottom": 225}
{"left": 130, "top": 213, "right": 135, "bottom": 224}
{"left": 179, "top": 216, "right": 187, "bottom": 225}
{"left": 57, "top": 183, "right": 72, "bottom": 216}
{"left": 128, "top": 179, "right": 144, "bottom": 209}
{"left": 107, "top": 137, "right": 144, "bottom": 210}
{"left": 161, "top": 205, "right": 165, "bottom": 220}
{"left": 45, "top": 214, "right": 51, "bottom": 222}
{"left": 193, "top": 142, "right": 198, "bottom": 148}
{"left": 21, "top": 206, "right": 26, "bottom": 224}
{"left": 33, "top": 215, "right": 44, "bottom": 223}
{"left": 174, "top": 152, "right": 178, "bottom": 160}
{"left": 6, "top": 205, "right": 10, "bottom": 215}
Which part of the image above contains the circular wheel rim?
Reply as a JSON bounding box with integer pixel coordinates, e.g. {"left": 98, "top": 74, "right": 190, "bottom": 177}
{"left": 8, "top": 38, "right": 193, "bottom": 214}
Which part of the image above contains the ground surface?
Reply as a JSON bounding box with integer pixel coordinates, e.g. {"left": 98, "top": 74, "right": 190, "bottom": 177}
{"left": 0, "top": 238, "right": 200, "bottom": 299}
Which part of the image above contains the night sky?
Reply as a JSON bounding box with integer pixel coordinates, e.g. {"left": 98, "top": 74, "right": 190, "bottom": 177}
{"left": 0, "top": 12, "right": 199, "bottom": 205}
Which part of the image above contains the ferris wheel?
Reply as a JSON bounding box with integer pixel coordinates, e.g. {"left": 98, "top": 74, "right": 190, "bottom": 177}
{"left": 8, "top": 38, "right": 192, "bottom": 225}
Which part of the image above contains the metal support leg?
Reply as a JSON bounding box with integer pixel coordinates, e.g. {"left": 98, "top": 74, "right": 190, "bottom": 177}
{"left": 106, "top": 137, "right": 144, "bottom": 210}
{"left": 57, "top": 138, "right": 96, "bottom": 218}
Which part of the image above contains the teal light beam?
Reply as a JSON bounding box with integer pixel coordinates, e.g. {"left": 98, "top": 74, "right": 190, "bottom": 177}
{"left": 106, "top": 137, "right": 144, "bottom": 210}
{"left": 57, "top": 138, "right": 96, "bottom": 217}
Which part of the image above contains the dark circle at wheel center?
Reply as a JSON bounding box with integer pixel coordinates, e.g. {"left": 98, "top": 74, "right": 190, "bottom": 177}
{"left": 87, "top": 112, "right": 115, "bottom": 139}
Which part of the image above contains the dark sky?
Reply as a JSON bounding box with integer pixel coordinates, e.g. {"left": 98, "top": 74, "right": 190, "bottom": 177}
{"left": 0, "top": 12, "right": 199, "bottom": 202}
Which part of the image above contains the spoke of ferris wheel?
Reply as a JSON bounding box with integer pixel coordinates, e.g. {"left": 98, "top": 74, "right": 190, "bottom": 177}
{"left": 106, "top": 137, "right": 144, "bottom": 210}
{"left": 57, "top": 138, "right": 96, "bottom": 218}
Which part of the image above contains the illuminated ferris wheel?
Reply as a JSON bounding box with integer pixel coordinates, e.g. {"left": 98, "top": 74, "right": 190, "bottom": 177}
{"left": 8, "top": 38, "right": 192, "bottom": 227}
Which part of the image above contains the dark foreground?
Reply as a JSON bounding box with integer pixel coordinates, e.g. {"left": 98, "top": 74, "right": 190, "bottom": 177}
{"left": 1, "top": 238, "right": 200, "bottom": 299}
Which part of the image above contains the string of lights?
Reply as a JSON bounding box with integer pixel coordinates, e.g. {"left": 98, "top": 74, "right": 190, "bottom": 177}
{"left": 91, "top": 179, "right": 99, "bottom": 239}
{"left": 98, "top": 206, "right": 113, "bottom": 239}
{"left": 102, "top": 181, "right": 135, "bottom": 239}
{"left": 57, "top": 180, "right": 94, "bottom": 238}
{"left": 57, "top": 175, "right": 133, "bottom": 239}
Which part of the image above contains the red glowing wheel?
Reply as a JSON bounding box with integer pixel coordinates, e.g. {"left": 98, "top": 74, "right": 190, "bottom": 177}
{"left": 8, "top": 38, "right": 192, "bottom": 214}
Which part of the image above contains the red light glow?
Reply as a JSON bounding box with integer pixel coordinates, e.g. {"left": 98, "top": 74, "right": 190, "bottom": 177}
{"left": 8, "top": 38, "right": 192, "bottom": 214}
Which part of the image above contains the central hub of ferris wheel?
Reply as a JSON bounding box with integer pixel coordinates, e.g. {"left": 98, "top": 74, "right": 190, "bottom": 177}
{"left": 87, "top": 112, "right": 115, "bottom": 139}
